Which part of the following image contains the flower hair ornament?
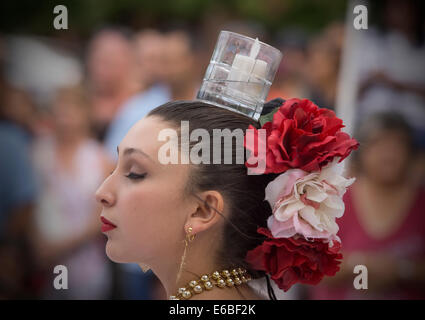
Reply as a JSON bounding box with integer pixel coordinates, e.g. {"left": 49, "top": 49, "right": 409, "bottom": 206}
{"left": 243, "top": 97, "right": 359, "bottom": 292}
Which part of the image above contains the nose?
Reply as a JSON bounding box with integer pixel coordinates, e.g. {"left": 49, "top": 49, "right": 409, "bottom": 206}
{"left": 95, "top": 180, "right": 115, "bottom": 207}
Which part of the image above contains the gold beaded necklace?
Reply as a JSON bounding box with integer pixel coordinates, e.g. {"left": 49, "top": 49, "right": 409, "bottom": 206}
{"left": 169, "top": 267, "right": 252, "bottom": 300}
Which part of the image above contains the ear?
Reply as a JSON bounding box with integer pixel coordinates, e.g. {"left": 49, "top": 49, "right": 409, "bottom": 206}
{"left": 185, "top": 190, "right": 224, "bottom": 235}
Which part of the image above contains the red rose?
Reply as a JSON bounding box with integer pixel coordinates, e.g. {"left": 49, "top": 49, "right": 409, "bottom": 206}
{"left": 245, "top": 98, "right": 359, "bottom": 174}
{"left": 245, "top": 227, "right": 343, "bottom": 292}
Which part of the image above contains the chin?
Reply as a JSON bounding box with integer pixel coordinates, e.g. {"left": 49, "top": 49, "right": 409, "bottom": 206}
{"left": 105, "top": 240, "right": 131, "bottom": 263}
{"left": 105, "top": 240, "right": 149, "bottom": 264}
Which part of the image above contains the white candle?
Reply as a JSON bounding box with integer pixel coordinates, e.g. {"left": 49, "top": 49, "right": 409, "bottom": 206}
{"left": 226, "top": 37, "right": 268, "bottom": 97}
{"left": 227, "top": 54, "right": 255, "bottom": 82}
{"left": 249, "top": 38, "right": 260, "bottom": 59}
{"left": 252, "top": 59, "right": 267, "bottom": 79}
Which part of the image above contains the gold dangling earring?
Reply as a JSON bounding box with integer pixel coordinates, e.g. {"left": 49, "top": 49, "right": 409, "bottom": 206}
{"left": 176, "top": 226, "right": 196, "bottom": 285}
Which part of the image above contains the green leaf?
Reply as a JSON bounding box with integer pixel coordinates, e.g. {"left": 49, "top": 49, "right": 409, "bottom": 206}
{"left": 259, "top": 106, "right": 280, "bottom": 126}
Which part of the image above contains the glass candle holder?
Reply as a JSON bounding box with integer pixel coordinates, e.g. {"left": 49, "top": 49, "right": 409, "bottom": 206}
{"left": 196, "top": 31, "right": 283, "bottom": 121}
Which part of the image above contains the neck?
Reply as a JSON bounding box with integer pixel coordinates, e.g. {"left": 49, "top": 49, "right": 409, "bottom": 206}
{"left": 145, "top": 233, "right": 228, "bottom": 298}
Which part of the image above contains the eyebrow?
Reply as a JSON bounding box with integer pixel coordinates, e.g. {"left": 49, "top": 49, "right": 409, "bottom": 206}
{"left": 117, "top": 146, "right": 154, "bottom": 162}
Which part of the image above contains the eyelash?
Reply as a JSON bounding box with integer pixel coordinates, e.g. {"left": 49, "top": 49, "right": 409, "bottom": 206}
{"left": 125, "top": 172, "right": 147, "bottom": 180}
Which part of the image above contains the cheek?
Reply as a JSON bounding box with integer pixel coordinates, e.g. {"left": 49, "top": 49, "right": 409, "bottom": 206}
{"left": 108, "top": 183, "right": 185, "bottom": 263}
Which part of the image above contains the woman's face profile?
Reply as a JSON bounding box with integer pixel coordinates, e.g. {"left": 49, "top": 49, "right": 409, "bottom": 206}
{"left": 95, "top": 115, "right": 193, "bottom": 265}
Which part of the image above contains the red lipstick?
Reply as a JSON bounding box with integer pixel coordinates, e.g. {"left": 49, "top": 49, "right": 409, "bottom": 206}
{"left": 101, "top": 216, "right": 117, "bottom": 232}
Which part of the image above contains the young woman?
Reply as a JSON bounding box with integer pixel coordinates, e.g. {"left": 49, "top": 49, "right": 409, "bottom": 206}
{"left": 95, "top": 98, "right": 358, "bottom": 300}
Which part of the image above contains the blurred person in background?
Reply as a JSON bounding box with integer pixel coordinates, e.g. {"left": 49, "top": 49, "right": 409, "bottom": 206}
{"left": 356, "top": 0, "right": 425, "bottom": 149}
{"left": 103, "top": 29, "right": 170, "bottom": 162}
{"left": 0, "top": 35, "right": 38, "bottom": 298}
{"left": 268, "top": 28, "right": 311, "bottom": 101}
{"left": 133, "top": 29, "right": 168, "bottom": 90}
{"left": 1, "top": 84, "right": 37, "bottom": 137}
{"left": 308, "top": 112, "right": 425, "bottom": 299}
{"left": 268, "top": 22, "right": 344, "bottom": 111}
{"left": 0, "top": 106, "right": 37, "bottom": 299}
{"left": 304, "top": 23, "right": 345, "bottom": 110}
{"left": 29, "top": 86, "right": 114, "bottom": 299}
{"left": 162, "top": 30, "right": 199, "bottom": 101}
{"left": 0, "top": 88, "right": 37, "bottom": 298}
{"left": 86, "top": 28, "right": 141, "bottom": 142}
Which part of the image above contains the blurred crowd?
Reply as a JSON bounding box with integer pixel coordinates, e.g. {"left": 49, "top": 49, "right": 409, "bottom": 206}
{"left": 0, "top": 0, "right": 424, "bottom": 300}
